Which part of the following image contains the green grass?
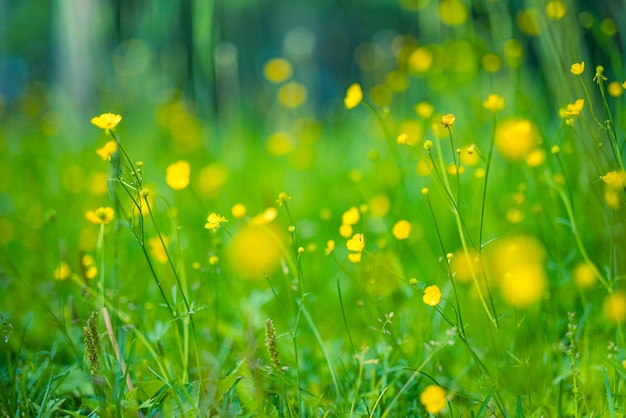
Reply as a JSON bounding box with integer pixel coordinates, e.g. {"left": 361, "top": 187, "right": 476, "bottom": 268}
{"left": 1, "top": 0, "right": 626, "bottom": 416}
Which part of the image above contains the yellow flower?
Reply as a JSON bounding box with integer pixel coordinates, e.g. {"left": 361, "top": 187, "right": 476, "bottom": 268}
{"left": 344, "top": 83, "right": 363, "bottom": 109}
{"left": 494, "top": 117, "right": 539, "bottom": 161}
{"left": 546, "top": 1, "right": 566, "bottom": 20}
{"left": 564, "top": 99, "right": 585, "bottom": 116}
{"left": 570, "top": 61, "right": 585, "bottom": 75}
{"left": 482, "top": 94, "right": 505, "bottom": 112}
{"left": 603, "top": 292, "right": 626, "bottom": 324}
{"left": 415, "top": 101, "right": 434, "bottom": 118}
{"left": 205, "top": 213, "right": 228, "bottom": 232}
{"left": 231, "top": 203, "right": 247, "bottom": 219}
{"left": 276, "top": 192, "right": 292, "bottom": 206}
{"left": 85, "top": 207, "right": 114, "bottom": 224}
{"left": 53, "top": 261, "right": 72, "bottom": 280}
{"left": 601, "top": 170, "right": 626, "bottom": 190}
{"left": 263, "top": 58, "right": 292, "bottom": 83}
{"left": 396, "top": 133, "right": 409, "bottom": 145}
{"left": 423, "top": 139, "right": 434, "bottom": 150}
{"left": 96, "top": 140, "right": 117, "bottom": 161}
{"left": 573, "top": 261, "right": 598, "bottom": 288}
{"left": 341, "top": 206, "right": 360, "bottom": 226}
{"left": 423, "top": 285, "right": 442, "bottom": 306}
{"left": 249, "top": 207, "right": 278, "bottom": 225}
{"left": 148, "top": 236, "right": 169, "bottom": 264}
{"left": 346, "top": 233, "right": 365, "bottom": 252}
{"left": 440, "top": 113, "right": 455, "bottom": 127}
{"left": 166, "top": 160, "right": 191, "bottom": 190}
{"left": 339, "top": 224, "right": 353, "bottom": 238}
{"left": 91, "top": 113, "right": 122, "bottom": 134}
{"left": 347, "top": 252, "right": 362, "bottom": 263}
{"left": 392, "top": 220, "right": 411, "bottom": 240}
{"left": 324, "top": 240, "right": 335, "bottom": 255}
{"left": 420, "top": 385, "right": 447, "bottom": 414}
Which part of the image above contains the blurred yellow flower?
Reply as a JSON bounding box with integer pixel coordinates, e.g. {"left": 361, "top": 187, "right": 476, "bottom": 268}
{"left": 85, "top": 207, "right": 114, "bottom": 225}
{"left": 276, "top": 192, "right": 292, "bottom": 206}
{"left": 494, "top": 118, "right": 539, "bottom": 161}
{"left": 608, "top": 81, "right": 623, "bottom": 97}
{"left": 396, "top": 133, "right": 409, "bottom": 145}
{"left": 423, "top": 285, "right": 442, "bottom": 306}
{"left": 564, "top": 99, "right": 584, "bottom": 116}
{"left": 415, "top": 101, "right": 435, "bottom": 118}
{"left": 53, "top": 261, "right": 72, "bottom": 280}
{"left": 573, "top": 261, "right": 598, "bottom": 288}
{"left": 250, "top": 207, "right": 278, "bottom": 225}
{"left": 546, "top": 1, "right": 566, "bottom": 20}
{"left": 392, "top": 220, "right": 411, "bottom": 240}
{"left": 339, "top": 224, "right": 353, "bottom": 238}
{"left": 423, "top": 139, "right": 434, "bottom": 150}
{"left": 148, "top": 236, "right": 169, "bottom": 264}
{"left": 346, "top": 233, "right": 365, "bottom": 252}
{"left": 325, "top": 240, "right": 335, "bottom": 255}
{"left": 341, "top": 206, "right": 360, "bottom": 226}
{"left": 570, "top": 61, "right": 585, "bottom": 75}
{"left": 482, "top": 94, "right": 505, "bottom": 112}
{"left": 441, "top": 113, "right": 455, "bottom": 127}
{"left": 420, "top": 385, "right": 446, "bottom": 414}
{"left": 439, "top": 0, "right": 468, "bottom": 26}
{"left": 263, "top": 58, "right": 292, "bottom": 83}
{"left": 166, "top": 160, "right": 191, "bottom": 190}
{"left": 526, "top": 149, "right": 546, "bottom": 167}
{"left": 347, "top": 252, "right": 362, "bottom": 263}
{"left": 278, "top": 81, "right": 307, "bottom": 109}
{"left": 205, "top": 213, "right": 228, "bottom": 232}
{"left": 96, "top": 140, "right": 117, "bottom": 161}
{"left": 449, "top": 248, "right": 482, "bottom": 284}
{"left": 603, "top": 292, "right": 626, "bottom": 324}
{"left": 344, "top": 83, "right": 363, "bottom": 109}
{"left": 601, "top": 170, "right": 626, "bottom": 190}
{"left": 231, "top": 203, "right": 247, "bottom": 219}
{"left": 91, "top": 113, "right": 122, "bottom": 134}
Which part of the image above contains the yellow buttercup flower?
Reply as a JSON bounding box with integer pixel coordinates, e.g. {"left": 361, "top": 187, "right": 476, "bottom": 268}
{"left": 423, "top": 139, "right": 434, "bottom": 150}
{"left": 342, "top": 206, "right": 360, "bottom": 226}
{"left": 570, "top": 61, "right": 584, "bottom": 75}
{"left": 231, "top": 203, "right": 247, "bottom": 219}
{"left": 53, "top": 261, "right": 72, "bottom": 280}
{"left": 344, "top": 83, "right": 363, "bottom": 109}
{"left": 346, "top": 233, "right": 365, "bottom": 252}
{"left": 420, "top": 385, "right": 447, "bottom": 414}
{"left": 166, "top": 160, "right": 190, "bottom": 190}
{"left": 482, "top": 94, "right": 505, "bottom": 112}
{"left": 263, "top": 58, "right": 292, "bottom": 83}
{"left": 392, "top": 220, "right": 411, "bottom": 240}
{"left": 441, "top": 113, "right": 455, "bottom": 127}
{"left": 324, "top": 240, "right": 335, "bottom": 255}
{"left": 205, "top": 213, "right": 228, "bottom": 232}
{"left": 422, "top": 285, "right": 442, "bottom": 306}
{"left": 564, "top": 99, "right": 585, "bottom": 116}
{"left": 91, "top": 113, "right": 122, "bottom": 134}
{"left": 96, "top": 140, "right": 117, "bottom": 161}
{"left": 85, "top": 207, "right": 114, "bottom": 225}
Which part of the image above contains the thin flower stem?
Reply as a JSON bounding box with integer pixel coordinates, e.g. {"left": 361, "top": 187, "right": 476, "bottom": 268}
{"left": 447, "top": 126, "right": 461, "bottom": 206}
{"left": 363, "top": 100, "right": 404, "bottom": 173}
{"left": 554, "top": 184, "right": 612, "bottom": 291}
{"left": 424, "top": 193, "right": 465, "bottom": 336}
{"left": 577, "top": 75, "right": 603, "bottom": 130}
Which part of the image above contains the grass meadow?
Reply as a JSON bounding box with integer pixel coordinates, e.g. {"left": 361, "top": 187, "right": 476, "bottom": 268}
{"left": 1, "top": 0, "right": 626, "bottom": 416}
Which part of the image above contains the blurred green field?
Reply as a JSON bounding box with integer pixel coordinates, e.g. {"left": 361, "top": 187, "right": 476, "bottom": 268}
{"left": 1, "top": 0, "right": 626, "bottom": 416}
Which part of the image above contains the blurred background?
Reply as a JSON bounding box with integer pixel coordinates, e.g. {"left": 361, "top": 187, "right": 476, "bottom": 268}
{"left": 0, "top": 0, "right": 624, "bottom": 330}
